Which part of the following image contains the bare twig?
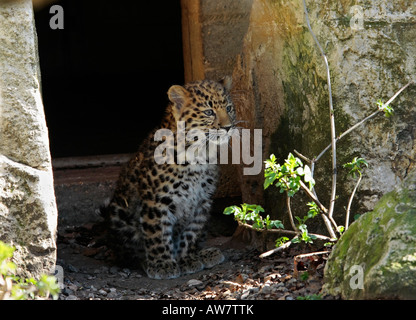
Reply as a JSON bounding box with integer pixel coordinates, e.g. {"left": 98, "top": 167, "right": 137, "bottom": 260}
{"left": 286, "top": 194, "right": 298, "bottom": 232}
{"left": 345, "top": 173, "right": 362, "bottom": 230}
{"left": 302, "top": 0, "right": 337, "bottom": 220}
{"left": 260, "top": 237, "right": 331, "bottom": 259}
{"left": 237, "top": 222, "right": 330, "bottom": 240}
{"left": 299, "top": 180, "right": 327, "bottom": 213}
{"left": 314, "top": 81, "right": 414, "bottom": 164}
{"left": 0, "top": 275, "right": 12, "bottom": 300}
{"left": 293, "top": 149, "right": 311, "bottom": 164}
{"left": 385, "top": 81, "right": 413, "bottom": 107}
{"left": 237, "top": 221, "right": 295, "bottom": 235}
{"left": 294, "top": 250, "right": 330, "bottom": 262}
{"left": 259, "top": 237, "right": 294, "bottom": 258}
{"left": 299, "top": 181, "right": 338, "bottom": 238}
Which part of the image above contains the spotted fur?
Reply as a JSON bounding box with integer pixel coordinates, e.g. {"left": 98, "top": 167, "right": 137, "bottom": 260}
{"left": 102, "top": 78, "right": 236, "bottom": 279}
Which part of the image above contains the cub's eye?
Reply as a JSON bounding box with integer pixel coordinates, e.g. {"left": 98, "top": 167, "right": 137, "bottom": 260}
{"left": 204, "top": 109, "right": 214, "bottom": 116}
{"left": 226, "top": 105, "right": 232, "bottom": 113}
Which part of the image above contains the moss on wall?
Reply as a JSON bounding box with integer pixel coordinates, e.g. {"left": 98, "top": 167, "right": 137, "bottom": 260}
{"left": 227, "top": 0, "right": 416, "bottom": 235}
{"left": 323, "top": 169, "right": 416, "bottom": 299}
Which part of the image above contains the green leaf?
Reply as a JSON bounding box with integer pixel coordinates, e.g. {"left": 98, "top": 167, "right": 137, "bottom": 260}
{"left": 287, "top": 189, "right": 296, "bottom": 197}
{"left": 281, "top": 163, "right": 289, "bottom": 174}
{"left": 252, "top": 220, "right": 263, "bottom": 229}
{"left": 0, "top": 241, "right": 15, "bottom": 262}
{"left": 275, "top": 237, "right": 289, "bottom": 247}
{"left": 270, "top": 220, "right": 284, "bottom": 229}
{"left": 343, "top": 157, "right": 368, "bottom": 178}
{"left": 296, "top": 167, "right": 304, "bottom": 176}
{"left": 303, "top": 165, "right": 315, "bottom": 189}
{"left": 264, "top": 172, "right": 277, "bottom": 189}
{"left": 223, "top": 206, "right": 237, "bottom": 215}
{"left": 377, "top": 99, "right": 394, "bottom": 118}
{"left": 285, "top": 153, "right": 302, "bottom": 170}
{"left": 37, "top": 274, "right": 60, "bottom": 300}
{"left": 306, "top": 201, "right": 319, "bottom": 219}
{"left": 300, "top": 272, "right": 309, "bottom": 281}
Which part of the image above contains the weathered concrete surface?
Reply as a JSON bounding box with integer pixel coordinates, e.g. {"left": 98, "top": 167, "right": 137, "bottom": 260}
{"left": 229, "top": 0, "right": 416, "bottom": 231}
{"left": 0, "top": 0, "right": 57, "bottom": 278}
{"left": 323, "top": 169, "right": 416, "bottom": 300}
{"left": 200, "top": 0, "right": 253, "bottom": 80}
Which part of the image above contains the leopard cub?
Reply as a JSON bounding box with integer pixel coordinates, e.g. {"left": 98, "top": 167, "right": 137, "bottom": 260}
{"left": 101, "top": 78, "right": 236, "bottom": 279}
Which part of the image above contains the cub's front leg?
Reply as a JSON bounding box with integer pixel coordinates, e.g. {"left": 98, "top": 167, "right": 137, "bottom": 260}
{"left": 174, "top": 208, "right": 208, "bottom": 275}
{"left": 140, "top": 209, "right": 181, "bottom": 280}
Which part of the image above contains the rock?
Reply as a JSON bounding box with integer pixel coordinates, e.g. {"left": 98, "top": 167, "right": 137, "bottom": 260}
{"left": 240, "top": 289, "right": 250, "bottom": 300}
{"left": 187, "top": 279, "right": 203, "bottom": 287}
{"left": 98, "top": 289, "right": 107, "bottom": 295}
{"left": 62, "top": 287, "right": 74, "bottom": 296}
{"left": 230, "top": 0, "right": 416, "bottom": 230}
{"left": 323, "top": 169, "right": 416, "bottom": 299}
{"left": 0, "top": 0, "right": 57, "bottom": 279}
{"left": 106, "top": 288, "right": 118, "bottom": 299}
{"left": 67, "top": 264, "right": 79, "bottom": 273}
{"left": 109, "top": 266, "right": 119, "bottom": 274}
{"left": 260, "top": 284, "right": 272, "bottom": 294}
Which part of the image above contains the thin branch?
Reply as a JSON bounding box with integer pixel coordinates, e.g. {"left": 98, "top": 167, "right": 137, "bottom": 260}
{"left": 385, "top": 81, "right": 413, "bottom": 107}
{"left": 302, "top": 0, "right": 337, "bottom": 219}
{"left": 299, "top": 180, "right": 338, "bottom": 238}
{"left": 294, "top": 250, "right": 330, "bottom": 261}
{"left": 259, "top": 237, "right": 294, "bottom": 258}
{"left": 314, "top": 81, "right": 414, "bottom": 163}
{"left": 345, "top": 173, "right": 362, "bottom": 230}
{"left": 237, "top": 222, "right": 330, "bottom": 240}
{"left": 299, "top": 180, "right": 327, "bottom": 214}
{"left": 237, "top": 222, "right": 295, "bottom": 235}
{"left": 321, "top": 214, "right": 337, "bottom": 239}
{"left": 293, "top": 149, "right": 311, "bottom": 164}
{"left": 260, "top": 236, "right": 332, "bottom": 259}
{"left": 286, "top": 193, "right": 298, "bottom": 232}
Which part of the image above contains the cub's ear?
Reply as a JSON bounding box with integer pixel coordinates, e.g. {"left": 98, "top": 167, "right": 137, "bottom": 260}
{"left": 168, "top": 85, "right": 190, "bottom": 120}
{"left": 168, "top": 85, "right": 189, "bottom": 109}
{"left": 219, "top": 76, "right": 232, "bottom": 92}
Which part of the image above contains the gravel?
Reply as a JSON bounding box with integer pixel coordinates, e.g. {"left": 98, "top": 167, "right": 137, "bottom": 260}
{"left": 56, "top": 224, "right": 339, "bottom": 301}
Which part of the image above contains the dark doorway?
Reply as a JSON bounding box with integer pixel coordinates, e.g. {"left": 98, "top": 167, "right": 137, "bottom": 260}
{"left": 35, "top": 0, "right": 184, "bottom": 158}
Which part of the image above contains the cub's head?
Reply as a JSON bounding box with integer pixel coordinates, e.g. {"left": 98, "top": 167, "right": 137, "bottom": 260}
{"left": 167, "top": 78, "right": 236, "bottom": 141}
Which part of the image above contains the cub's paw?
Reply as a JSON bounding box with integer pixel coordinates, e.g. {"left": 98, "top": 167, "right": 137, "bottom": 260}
{"left": 178, "top": 255, "right": 204, "bottom": 275}
{"left": 145, "top": 260, "right": 181, "bottom": 280}
{"left": 199, "top": 247, "right": 225, "bottom": 269}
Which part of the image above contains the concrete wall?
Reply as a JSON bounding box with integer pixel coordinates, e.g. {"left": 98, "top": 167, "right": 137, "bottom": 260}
{"left": 0, "top": 0, "right": 58, "bottom": 278}
{"left": 187, "top": 0, "right": 416, "bottom": 232}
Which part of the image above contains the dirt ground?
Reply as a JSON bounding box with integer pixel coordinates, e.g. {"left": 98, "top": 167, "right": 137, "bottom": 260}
{"left": 56, "top": 222, "right": 338, "bottom": 301}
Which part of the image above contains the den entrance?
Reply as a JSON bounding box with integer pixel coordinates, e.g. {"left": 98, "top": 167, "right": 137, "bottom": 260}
{"left": 35, "top": 0, "right": 184, "bottom": 158}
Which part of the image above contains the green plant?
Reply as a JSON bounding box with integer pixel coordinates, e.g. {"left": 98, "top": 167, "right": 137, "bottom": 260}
{"left": 0, "top": 241, "right": 60, "bottom": 300}
{"left": 299, "top": 271, "right": 310, "bottom": 281}
{"left": 224, "top": 204, "right": 284, "bottom": 230}
{"left": 264, "top": 152, "right": 336, "bottom": 239}
{"left": 343, "top": 157, "right": 368, "bottom": 179}
{"left": 290, "top": 202, "right": 320, "bottom": 244}
{"left": 264, "top": 153, "right": 315, "bottom": 195}
{"left": 377, "top": 99, "right": 394, "bottom": 118}
{"left": 224, "top": 0, "right": 413, "bottom": 260}
{"left": 275, "top": 236, "right": 290, "bottom": 247}
{"left": 291, "top": 224, "right": 316, "bottom": 244}
{"left": 343, "top": 157, "right": 368, "bottom": 230}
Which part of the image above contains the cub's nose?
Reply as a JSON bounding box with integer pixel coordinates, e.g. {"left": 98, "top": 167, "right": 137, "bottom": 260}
{"left": 221, "top": 125, "right": 233, "bottom": 132}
